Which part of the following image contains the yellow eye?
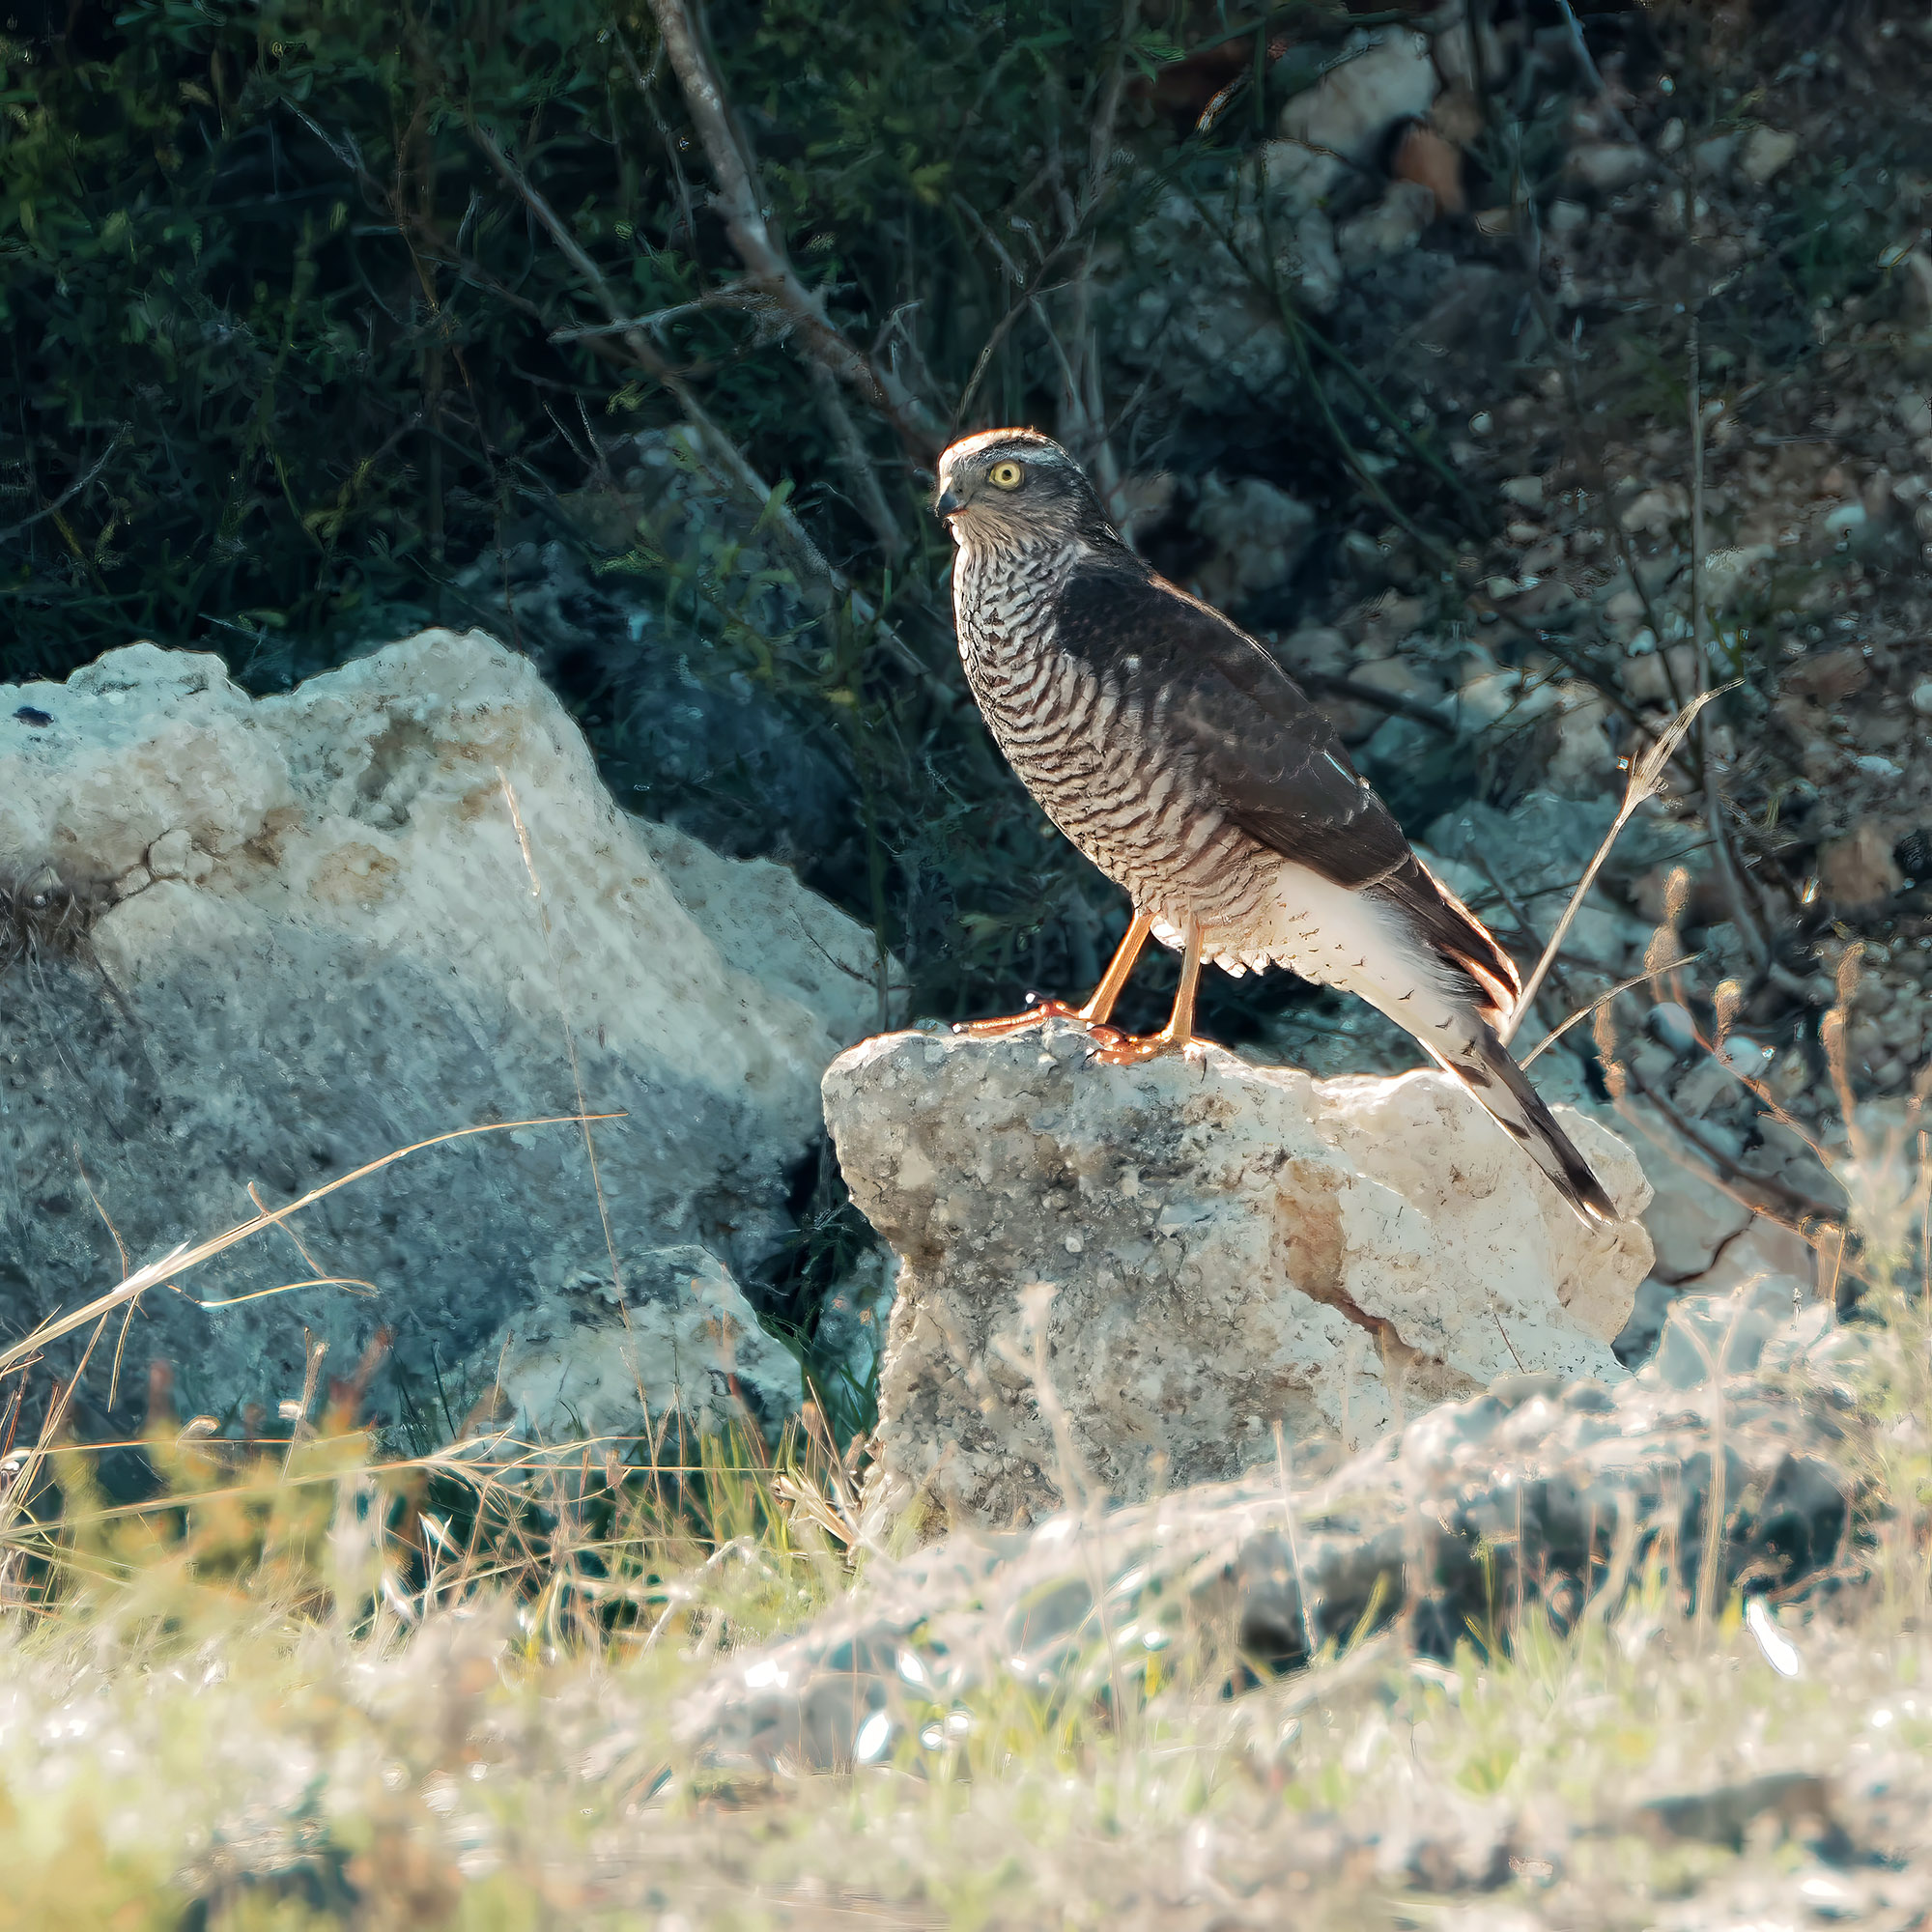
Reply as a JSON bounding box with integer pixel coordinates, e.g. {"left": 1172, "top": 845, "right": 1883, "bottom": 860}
{"left": 987, "top": 459, "right": 1026, "bottom": 490}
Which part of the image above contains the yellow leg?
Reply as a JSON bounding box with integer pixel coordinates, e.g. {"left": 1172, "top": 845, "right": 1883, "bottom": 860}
{"left": 1078, "top": 911, "right": 1154, "bottom": 1027}
{"left": 1093, "top": 918, "right": 1207, "bottom": 1065}
{"left": 959, "top": 911, "right": 1153, "bottom": 1041}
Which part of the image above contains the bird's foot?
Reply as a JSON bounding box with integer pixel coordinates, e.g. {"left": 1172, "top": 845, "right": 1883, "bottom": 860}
{"left": 955, "top": 997, "right": 1121, "bottom": 1044}
{"left": 1087, "top": 1027, "right": 1205, "bottom": 1066}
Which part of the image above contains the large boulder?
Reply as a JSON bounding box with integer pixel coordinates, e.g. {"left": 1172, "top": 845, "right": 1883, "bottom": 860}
{"left": 823, "top": 1020, "right": 1655, "bottom": 1532}
{"left": 0, "top": 632, "right": 886, "bottom": 1434}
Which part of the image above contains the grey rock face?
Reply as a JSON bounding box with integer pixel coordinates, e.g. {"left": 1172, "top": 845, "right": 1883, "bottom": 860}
{"left": 0, "top": 633, "right": 885, "bottom": 1434}
{"left": 1102, "top": 144, "right": 1345, "bottom": 412}
{"left": 823, "top": 1021, "right": 1654, "bottom": 1532}
{"left": 1186, "top": 474, "right": 1319, "bottom": 610}
{"left": 451, "top": 430, "right": 853, "bottom": 869}
{"left": 677, "top": 1284, "right": 1857, "bottom": 1774}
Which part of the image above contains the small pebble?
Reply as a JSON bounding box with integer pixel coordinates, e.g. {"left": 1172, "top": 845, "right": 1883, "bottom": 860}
{"left": 1738, "top": 126, "right": 1799, "bottom": 185}
{"left": 1911, "top": 678, "right": 1932, "bottom": 717}
{"left": 1651, "top": 1002, "right": 1698, "bottom": 1054}
{"left": 1719, "top": 1037, "right": 1773, "bottom": 1075}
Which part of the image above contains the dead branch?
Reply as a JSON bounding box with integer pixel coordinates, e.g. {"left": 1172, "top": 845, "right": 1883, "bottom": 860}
{"left": 810, "top": 363, "right": 909, "bottom": 561}
{"left": 643, "top": 0, "right": 945, "bottom": 456}
{"left": 1687, "top": 317, "right": 1775, "bottom": 972}
{"left": 1045, "top": 0, "right": 1141, "bottom": 501}
{"left": 1615, "top": 1061, "right": 1840, "bottom": 1226}
{"left": 1297, "top": 671, "right": 1459, "bottom": 736}
{"left": 469, "top": 122, "right": 847, "bottom": 603}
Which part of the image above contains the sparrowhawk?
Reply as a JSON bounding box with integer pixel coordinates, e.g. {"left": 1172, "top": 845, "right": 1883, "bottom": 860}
{"left": 934, "top": 426, "right": 1615, "bottom": 1226}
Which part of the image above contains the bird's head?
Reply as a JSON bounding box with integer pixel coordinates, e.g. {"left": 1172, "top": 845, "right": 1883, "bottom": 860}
{"left": 932, "top": 429, "right": 1113, "bottom": 552}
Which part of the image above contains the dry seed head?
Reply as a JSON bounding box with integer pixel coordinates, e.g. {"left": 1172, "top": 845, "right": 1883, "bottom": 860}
{"left": 1714, "top": 978, "right": 1743, "bottom": 1039}
{"left": 1835, "top": 942, "right": 1864, "bottom": 1010}
{"left": 1643, "top": 923, "right": 1680, "bottom": 989}
{"left": 1593, "top": 1002, "right": 1626, "bottom": 1098}
{"left": 1593, "top": 1000, "right": 1619, "bottom": 1065}
{"left": 1663, "top": 866, "right": 1690, "bottom": 926}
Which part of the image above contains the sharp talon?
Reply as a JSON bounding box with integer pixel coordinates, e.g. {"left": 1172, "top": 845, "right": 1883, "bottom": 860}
{"left": 1089, "top": 1031, "right": 1207, "bottom": 1066}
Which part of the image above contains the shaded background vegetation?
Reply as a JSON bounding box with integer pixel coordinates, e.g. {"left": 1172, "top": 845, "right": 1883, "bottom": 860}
{"left": 0, "top": 0, "right": 1513, "bottom": 1042}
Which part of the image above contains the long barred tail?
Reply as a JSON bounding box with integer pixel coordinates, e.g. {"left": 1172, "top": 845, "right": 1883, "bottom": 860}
{"left": 1442, "top": 1020, "right": 1619, "bottom": 1225}
{"left": 1350, "top": 856, "right": 1619, "bottom": 1226}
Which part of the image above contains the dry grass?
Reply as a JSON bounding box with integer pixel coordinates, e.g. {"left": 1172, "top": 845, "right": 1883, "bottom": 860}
{"left": 0, "top": 1088, "right": 1919, "bottom": 1929}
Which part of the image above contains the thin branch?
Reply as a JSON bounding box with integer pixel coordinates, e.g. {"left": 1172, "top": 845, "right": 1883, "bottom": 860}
{"left": 1688, "top": 311, "right": 1773, "bottom": 970}
{"left": 469, "top": 121, "right": 837, "bottom": 598}
{"left": 611, "top": 23, "right": 697, "bottom": 248}
{"left": 810, "top": 362, "right": 908, "bottom": 560}
{"left": 1615, "top": 1062, "right": 1838, "bottom": 1225}
{"left": 643, "top": 0, "right": 944, "bottom": 454}
{"left": 547, "top": 292, "right": 777, "bottom": 342}
{"left": 1520, "top": 954, "right": 1705, "bottom": 1066}
{"left": 470, "top": 116, "right": 931, "bottom": 681}
{"left": 1297, "top": 670, "right": 1459, "bottom": 736}
{"left": 0, "top": 430, "right": 127, "bottom": 545}
{"left": 1501, "top": 686, "right": 1722, "bottom": 1044}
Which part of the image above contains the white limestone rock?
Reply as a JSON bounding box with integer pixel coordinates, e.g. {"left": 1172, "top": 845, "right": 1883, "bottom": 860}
{"left": 475, "top": 1245, "right": 802, "bottom": 1443}
{"left": 1281, "top": 33, "right": 1437, "bottom": 163}
{"left": 0, "top": 632, "right": 887, "bottom": 1433}
{"left": 681, "top": 1283, "right": 1854, "bottom": 1775}
{"left": 823, "top": 1021, "right": 1652, "bottom": 1532}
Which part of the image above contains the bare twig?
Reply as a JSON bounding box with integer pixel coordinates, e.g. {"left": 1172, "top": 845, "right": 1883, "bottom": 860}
{"left": 547, "top": 291, "right": 778, "bottom": 342}
{"left": 0, "top": 430, "right": 127, "bottom": 546}
{"left": 469, "top": 125, "right": 834, "bottom": 575}
{"left": 469, "top": 118, "right": 929, "bottom": 679}
{"left": 643, "top": 0, "right": 944, "bottom": 455}
{"left": 1520, "top": 954, "right": 1706, "bottom": 1066}
{"left": 1049, "top": 0, "right": 1142, "bottom": 499}
{"left": 1502, "top": 686, "right": 1724, "bottom": 1043}
{"left": 1688, "top": 312, "right": 1773, "bottom": 971}
{"left": 810, "top": 363, "right": 908, "bottom": 560}
{"left": 1614, "top": 1062, "right": 1838, "bottom": 1224}
{"left": 611, "top": 23, "right": 697, "bottom": 247}
{"left": 1298, "top": 670, "right": 1459, "bottom": 736}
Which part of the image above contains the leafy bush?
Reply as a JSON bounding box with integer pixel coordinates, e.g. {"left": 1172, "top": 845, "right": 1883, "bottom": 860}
{"left": 0, "top": 0, "right": 1454, "bottom": 1040}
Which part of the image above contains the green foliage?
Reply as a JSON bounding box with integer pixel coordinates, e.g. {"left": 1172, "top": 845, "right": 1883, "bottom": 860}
{"left": 0, "top": 0, "right": 1206, "bottom": 1024}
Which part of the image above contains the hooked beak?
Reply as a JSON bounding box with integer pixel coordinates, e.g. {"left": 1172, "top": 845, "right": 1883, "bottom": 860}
{"left": 933, "top": 483, "right": 963, "bottom": 518}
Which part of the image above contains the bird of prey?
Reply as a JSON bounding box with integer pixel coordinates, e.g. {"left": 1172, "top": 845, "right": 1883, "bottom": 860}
{"left": 933, "top": 427, "right": 1616, "bottom": 1225}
